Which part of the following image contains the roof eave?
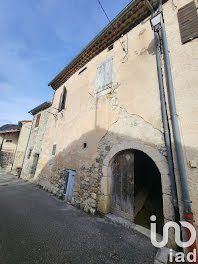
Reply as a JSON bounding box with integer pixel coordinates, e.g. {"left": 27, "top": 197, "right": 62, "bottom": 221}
{"left": 48, "top": 0, "right": 162, "bottom": 90}
{"left": 48, "top": 0, "right": 143, "bottom": 89}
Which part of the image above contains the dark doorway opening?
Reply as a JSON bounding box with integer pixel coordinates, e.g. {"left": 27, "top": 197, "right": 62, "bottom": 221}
{"left": 31, "top": 153, "right": 39, "bottom": 177}
{"left": 134, "top": 150, "right": 163, "bottom": 234}
{"left": 110, "top": 150, "right": 134, "bottom": 220}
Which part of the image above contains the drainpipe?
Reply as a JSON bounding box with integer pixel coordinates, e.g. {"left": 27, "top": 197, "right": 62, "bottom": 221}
{"left": 145, "top": 0, "right": 179, "bottom": 211}
{"left": 158, "top": 0, "right": 197, "bottom": 260}
{"left": 158, "top": 1, "right": 193, "bottom": 216}
{"left": 154, "top": 31, "right": 179, "bottom": 210}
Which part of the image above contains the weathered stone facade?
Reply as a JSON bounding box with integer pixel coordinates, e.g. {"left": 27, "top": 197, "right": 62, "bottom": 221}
{"left": 12, "top": 121, "right": 32, "bottom": 176}
{"left": 0, "top": 131, "right": 19, "bottom": 174}
{"left": 34, "top": 0, "right": 198, "bottom": 244}
{"left": 21, "top": 103, "right": 51, "bottom": 180}
{"left": 0, "top": 150, "right": 15, "bottom": 174}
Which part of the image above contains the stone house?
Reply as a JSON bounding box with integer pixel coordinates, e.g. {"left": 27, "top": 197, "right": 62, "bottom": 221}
{"left": 0, "top": 128, "right": 20, "bottom": 174}
{"left": 33, "top": 0, "right": 198, "bottom": 245}
{"left": 20, "top": 102, "right": 52, "bottom": 180}
{"left": 11, "top": 120, "right": 32, "bottom": 176}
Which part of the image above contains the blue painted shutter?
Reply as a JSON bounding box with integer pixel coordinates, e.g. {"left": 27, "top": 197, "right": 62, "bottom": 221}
{"left": 104, "top": 58, "right": 113, "bottom": 88}
{"left": 96, "top": 58, "right": 112, "bottom": 93}
{"left": 96, "top": 63, "right": 105, "bottom": 93}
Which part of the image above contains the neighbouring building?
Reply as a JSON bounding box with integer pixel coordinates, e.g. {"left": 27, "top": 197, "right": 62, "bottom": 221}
{"left": 33, "top": 0, "right": 198, "bottom": 247}
{"left": 20, "top": 102, "right": 52, "bottom": 180}
{"left": 11, "top": 120, "right": 32, "bottom": 176}
{"left": 0, "top": 128, "right": 20, "bottom": 174}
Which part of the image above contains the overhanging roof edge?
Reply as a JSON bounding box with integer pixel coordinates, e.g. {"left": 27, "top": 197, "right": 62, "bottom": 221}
{"left": 48, "top": 0, "right": 142, "bottom": 88}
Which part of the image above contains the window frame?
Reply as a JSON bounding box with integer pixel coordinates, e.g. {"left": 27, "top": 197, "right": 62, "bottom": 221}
{"left": 58, "top": 87, "right": 67, "bottom": 112}
{"left": 35, "top": 113, "right": 41, "bottom": 128}
{"left": 95, "top": 57, "right": 113, "bottom": 94}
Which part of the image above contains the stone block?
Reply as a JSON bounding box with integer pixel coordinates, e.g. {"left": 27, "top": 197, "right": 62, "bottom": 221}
{"left": 143, "top": 145, "right": 163, "bottom": 163}
{"left": 84, "top": 205, "right": 89, "bottom": 213}
{"left": 163, "top": 194, "right": 175, "bottom": 221}
{"left": 88, "top": 198, "right": 96, "bottom": 208}
{"left": 157, "top": 161, "right": 169, "bottom": 175}
{"left": 161, "top": 174, "right": 171, "bottom": 195}
{"left": 91, "top": 193, "right": 97, "bottom": 199}
{"left": 102, "top": 165, "right": 108, "bottom": 177}
{"left": 97, "top": 195, "right": 110, "bottom": 214}
{"left": 90, "top": 208, "right": 96, "bottom": 215}
{"left": 101, "top": 177, "right": 110, "bottom": 196}
{"left": 78, "top": 189, "right": 84, "bottom": 195}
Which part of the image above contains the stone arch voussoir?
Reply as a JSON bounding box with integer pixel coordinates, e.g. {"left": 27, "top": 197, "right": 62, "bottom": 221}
{"left": 98, "top": 140, "right": 174, "bottom": 223}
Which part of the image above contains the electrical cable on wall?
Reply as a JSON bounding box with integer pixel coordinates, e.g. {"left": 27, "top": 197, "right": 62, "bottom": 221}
{"left": 97, "top": 0, "right": 127, "bottom": 53}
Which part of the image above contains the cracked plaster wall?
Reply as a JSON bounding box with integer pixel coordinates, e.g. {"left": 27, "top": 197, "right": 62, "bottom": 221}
{"left": 34, "top": 0, "right": 198, "bottom": 229}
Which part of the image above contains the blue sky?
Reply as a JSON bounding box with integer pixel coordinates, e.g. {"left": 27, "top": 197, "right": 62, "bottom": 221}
{"left": 0, "top": 0, "right": 131, "bottom": 126}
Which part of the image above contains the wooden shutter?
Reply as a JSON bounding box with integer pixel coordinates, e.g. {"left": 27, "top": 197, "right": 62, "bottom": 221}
{"left": 96, "top": 58, "right": 113, "bottom": 93}
{"left": 177, "top": 1, "right": 198, "bottom": 44}
{"left": 35, "top": 113, "right": 41, "bottom": 128}
{"left": 104, "top": 57, "right": 113, "bottom": 88}
{"left": 96, "top": 63, "right": 105, "bottom": 93}
{"left": 58, "top": 92, "right": 63, "bottom": 111}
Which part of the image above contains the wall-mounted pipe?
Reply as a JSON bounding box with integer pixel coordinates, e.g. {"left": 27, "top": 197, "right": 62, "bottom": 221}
{"left": 144, "top": 0, "right": 179, "bottom": 211}
{"left": 158, "top": 1, "right": 192, "bottom": 215}
{"left": 154, "top": 31, "right": 179, "bottom": 210}
{"left": 158, "top": 0, "right": 197, "bottom": 261}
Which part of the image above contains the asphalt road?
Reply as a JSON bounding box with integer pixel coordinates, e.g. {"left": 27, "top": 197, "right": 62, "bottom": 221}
{"left": 0, "top": 174, "right": 157, "bottom": 264}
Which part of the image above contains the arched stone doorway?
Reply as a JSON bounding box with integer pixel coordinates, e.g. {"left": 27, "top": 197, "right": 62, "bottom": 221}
{"left": 98, "top": 141, "right": 174, "bottom": 234}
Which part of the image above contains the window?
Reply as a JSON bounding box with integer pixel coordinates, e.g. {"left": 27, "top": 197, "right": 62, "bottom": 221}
{"left": 177, "top": 1, "right": 198, "bottom": 44}
{"left": 52, "top": 144, "right": 56, "bottom": 156}
{"left": 27, "top": 149, "right": 32, "bottom": 159}
{"left": 59, "top": 87, "right": 67, "bottom": 111}
{"left": 6, "top": 139, "right": 12, "bottom": 143}
{"left": 96, "top": 57, "right": 113, "bottom": 94}
{"left": 35, "top": 113, "right": 41, "bottom": 128}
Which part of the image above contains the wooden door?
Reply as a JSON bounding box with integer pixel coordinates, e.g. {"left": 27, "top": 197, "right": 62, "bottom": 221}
{"left": 110, "top": 150, "right": 134, "bottom": 220}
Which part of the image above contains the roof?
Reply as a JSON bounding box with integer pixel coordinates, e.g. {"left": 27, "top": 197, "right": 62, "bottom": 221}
{"left": 48, "top": 0, "right": 159, "bottom": 90}
{"left": 0, "top": 129, "right": 20, "bottom": 134}
{"left": 29, "top": 101, "right": 52, "bottom": 115}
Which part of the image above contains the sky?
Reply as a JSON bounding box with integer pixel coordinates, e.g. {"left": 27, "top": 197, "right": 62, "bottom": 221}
{"left": 0, "top": 0, "right": 132, "bottom": 126}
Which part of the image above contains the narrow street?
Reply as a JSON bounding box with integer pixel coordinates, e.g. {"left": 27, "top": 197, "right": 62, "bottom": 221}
{"left": 0, "top": 174, "right": 157, "bottom": 264}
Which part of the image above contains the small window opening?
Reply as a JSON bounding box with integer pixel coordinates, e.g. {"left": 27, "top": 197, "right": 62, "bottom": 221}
{"left": 35, "top": 113, "right": 41, "bottom": 128}
{"left": 78, "top": 67, "right": 87, "bottom": 75}
{"left": 52, "top": 144, "right": 56, "bottom": 156}
{"left": 108, "top": 44, "right": 114, "bottom": 51}
{"left": 59, "top": 87, "right": 67, "bottom": 111}
{"left": 28, "top": 149, "right": 32, "bottom": 159}
{"left": 83, "top": 143, "right": 87, "bottom": 149}
{"left": 6, "top": 139, "right": 12, "bottom": 143}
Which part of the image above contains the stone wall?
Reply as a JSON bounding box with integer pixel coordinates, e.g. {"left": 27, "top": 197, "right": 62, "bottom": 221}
{"left": 0, "top": 150, "right": 15, "bottom": 174}
{"left": 35, "top": 0, "right": 198, "bottom": 232}
{"left": 12, "top": 121, "right": 32, "bottom": 175}
{"left": 21, "top": 108, "right": 50, "bottom": 180}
